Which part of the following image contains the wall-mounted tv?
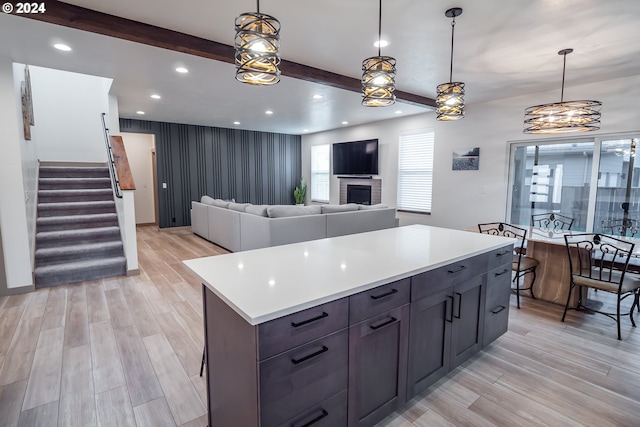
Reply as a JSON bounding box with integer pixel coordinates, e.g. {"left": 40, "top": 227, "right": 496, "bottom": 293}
{"left": 332, "top": 139, "right": 379, "bottom": 175}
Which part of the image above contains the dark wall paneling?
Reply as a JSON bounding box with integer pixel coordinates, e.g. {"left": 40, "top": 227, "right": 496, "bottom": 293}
{"left": 119, "top": 119, "right": 302, "bottom": 228}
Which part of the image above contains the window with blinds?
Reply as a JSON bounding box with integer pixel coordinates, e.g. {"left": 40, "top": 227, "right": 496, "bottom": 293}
{"left": 311, "top": 144, "right": 330, "bottom": 202}
{"left": 397, "top": 130, "right": 434, "bottom": 213}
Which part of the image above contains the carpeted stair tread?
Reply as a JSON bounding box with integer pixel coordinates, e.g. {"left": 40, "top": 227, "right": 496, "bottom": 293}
{"left": 37, "top": 200, "right": 116, "bottom": 216}
{"left": 39, "top": 177, "right": 112, "bottom": 190}
{"left": 38, "top": 188, "right": 114, "bottom": 203}
{"left": 39, "top": 167, "right": 110, "bottom": 179}
{"left": 34, "top": 256, "right": 126, "bottom": 288}
{"left": 37, "top": 226, "right": 120, "bottom": 245}
{"left": 37, "top": 213, "right": 118, "bottom": 232}
{"left": 35, "top": 241, "right": 124, "bottom": 266}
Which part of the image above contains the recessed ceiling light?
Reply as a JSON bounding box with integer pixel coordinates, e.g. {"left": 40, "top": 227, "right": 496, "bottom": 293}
{"left": 342, "top": 121, "right": 348, "bottom": 125}
{"left": 136, "top": 111, "right": 145, "bottom": 115}
{"left": 53, "top": 43, "right": 72, "bottom": 51}
{"left": 303, "top": 129, "right": 309, "bottom": 132}
{"left": 175, "top": 67, "right": 189, "bottom": 73}
{"left": 312, "top": 94, "right": 323, "bottom": 99}
{"left": 395, "top": 110, "right": 403, "bottom": 114}
{"left": 373, "top": 40, "right": 389, "bottom": 48}
{"left": 233, "top": 121, "right": 240, "bottom": 125}
{"left": 150, "top": 94, "right": 161, "bottom": 99}
{"left": 265, "top": 110, "right": 274, "bottom": 115}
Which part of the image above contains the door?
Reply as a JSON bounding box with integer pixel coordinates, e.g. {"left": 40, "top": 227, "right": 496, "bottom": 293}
{"left": 449, "top": 274, "right": 486, "bottom": 369}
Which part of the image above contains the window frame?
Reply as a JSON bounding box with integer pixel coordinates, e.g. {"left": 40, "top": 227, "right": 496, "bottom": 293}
{"left": 396, "top": 129, "right": 435, "bottom": 214}
{"left": 310, "top": 144, "right": 331, "bottom": 203}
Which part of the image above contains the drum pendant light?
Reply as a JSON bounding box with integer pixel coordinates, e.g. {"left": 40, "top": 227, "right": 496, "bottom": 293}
{"left": 362, "top": 0, "right": 396, "bottom": 107}
{"left": 436, "top": 7, "right": 465, "bottom": 121}
{"left": 235, "top": 0, "right": 281, "bottom": 85}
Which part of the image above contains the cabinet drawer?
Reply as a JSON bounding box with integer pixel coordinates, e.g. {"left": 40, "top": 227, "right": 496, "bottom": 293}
{"left": 485, "top": 263, "right": 512, "bottom": 308}
{"left": 260, "top": 329, "right": 348, "bottom": 427}
{"left": 277, "top": 390, "right": 347, "bottom": 427}
{"left": 487, "top": 245, "right": 514, "bottom": 270}
{"left": 349, "top": 278, "right": 410, "bottom": 325}
{"left": 411, "top": 253, "right": 487, "bottom": 301}
{"left": 259, "top": 298, "right": 349, "bottom": 360}
{"left": 483, "top": 297, "right": 509, "bottom": 347}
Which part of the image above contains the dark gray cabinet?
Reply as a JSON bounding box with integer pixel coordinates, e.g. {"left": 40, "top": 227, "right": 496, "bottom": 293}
{"left": 483, "top": 262, "right": 511, "bottom": 346}
{"left": 449, "top": 274, "right": 485, "bottom": 368}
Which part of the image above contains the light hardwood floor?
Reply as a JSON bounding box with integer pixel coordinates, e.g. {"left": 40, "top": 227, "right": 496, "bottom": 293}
{"left": 1, "top": 225, "right": 639, "bottom": 426}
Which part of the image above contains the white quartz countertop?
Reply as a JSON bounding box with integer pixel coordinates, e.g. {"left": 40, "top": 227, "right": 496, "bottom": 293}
{"left": 183, "top": 224, "right": 514, "bottom": 325}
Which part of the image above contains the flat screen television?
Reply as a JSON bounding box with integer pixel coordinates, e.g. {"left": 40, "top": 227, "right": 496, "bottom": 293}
{"left": 332, "top": 139, "right": 379, "bottom": 175}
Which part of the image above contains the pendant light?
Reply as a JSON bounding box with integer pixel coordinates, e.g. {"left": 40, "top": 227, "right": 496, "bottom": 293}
{"left": 523, "top": 49, "right": 601, "bottom": 134}
{"left": 362, "top": 0, "right": 396, "bottom": 107}
{"left": 436, "top": 7, "right": 465, "bottom": 121}
{"left": 235, "top": 0, "right": 281, "bottom": 85}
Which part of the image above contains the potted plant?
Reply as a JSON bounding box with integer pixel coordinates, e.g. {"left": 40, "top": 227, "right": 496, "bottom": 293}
{"left": 294, "top": 177, "right": 307, "bottom": 205}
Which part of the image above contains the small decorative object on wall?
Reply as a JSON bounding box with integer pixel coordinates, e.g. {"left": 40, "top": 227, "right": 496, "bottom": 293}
{"left": 21, "top": 81, "right": 31, "bottom": 140}
{"left": 452, "top": 147, "right": 479, "bottom": 170}
{"left": 25, "top": 65, "right": 34, "bottom": 125}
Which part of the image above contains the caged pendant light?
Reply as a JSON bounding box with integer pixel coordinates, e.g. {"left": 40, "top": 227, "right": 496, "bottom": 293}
{"left": 362, "top": 0, "right": 396, "bottom": 107}
{"left": 436, "top": 7, "right": 465, "bottom": 121}
{"left": 523, "top": 49, "right": 601, "bottom": 134}
{"left": 235, "top": 0, "right": 281, "bottom": 85}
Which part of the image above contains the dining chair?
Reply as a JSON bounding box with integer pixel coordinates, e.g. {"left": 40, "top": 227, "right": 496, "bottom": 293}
{"left": 601, "top": 218, "right": 640, "bottom": 237}
{"left": 531, "top": 212, "right": 574, "bottom": 230}
{"left": 478, "top": 222, "right": 539, "bottom": 309}
{"left": 562, "top": 233, "right": 640, "bottom": 340}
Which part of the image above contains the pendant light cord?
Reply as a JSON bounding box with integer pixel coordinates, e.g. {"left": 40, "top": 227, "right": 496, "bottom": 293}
{"left": 449, "top": 16, "right": 456, "bottom": 83}
{"left": 560, "top": 52, "right": 567, "bottom": 102}
{"left": 257, "top": 0, "right": 260, "bottom": 13}
{"left": 377, "top": 0, "right": 382, "bottom": 57}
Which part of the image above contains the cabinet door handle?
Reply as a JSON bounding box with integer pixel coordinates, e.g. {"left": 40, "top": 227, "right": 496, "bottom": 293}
{"left": 370, "top": 288, "right": 398, "bottom": 300}
{"left": 491, "top": 305, "right": 506, "bottom": 314}
{"left": 447, "top": 265, "right": 467, "bottom": 274}
{"left": 454, "top": 292, "right": 462, "bottom": 319}
{"left": 495, "top": 269, "right": 510, "bottom": 277}
{"left": 446, "top": 295, "right": 454, "bottom": 323}
{"left": 294, "top": 409, "right": 329, "bottom": 427}
{"left": 370, "top": 316, "right": 397, "bottom": 330}
{"left": 291, "top": 312, "right": 328, "bottom": 328}
{"left": 291, "top": 346, "right": 329, "bottom": 365}
{"left": 496, "top": 249, "right": 511, "bottom": 257}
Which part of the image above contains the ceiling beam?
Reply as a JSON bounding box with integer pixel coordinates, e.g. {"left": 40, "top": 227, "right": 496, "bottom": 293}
{"left": 21, "top": 1, "right": 435, "bottom": 108}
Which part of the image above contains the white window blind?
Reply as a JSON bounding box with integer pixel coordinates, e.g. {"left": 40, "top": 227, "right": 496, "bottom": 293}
{"left": 397, "top": 130, "right": 434, "bottom": 213}
{"left": 311, "top": 144, "right": 330, "bottom": 202}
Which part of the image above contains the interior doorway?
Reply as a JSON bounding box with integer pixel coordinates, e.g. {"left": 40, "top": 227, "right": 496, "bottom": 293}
{"left": 121, "top": 133, "right": 157, "bottom": 225}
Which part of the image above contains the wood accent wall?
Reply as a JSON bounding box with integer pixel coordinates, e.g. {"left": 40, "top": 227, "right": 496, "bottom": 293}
{"left": 119, "top": 119, "right": 301, "bottom": 228}
{"left": 339, "top": 178, "right": 382, "bottom": 205}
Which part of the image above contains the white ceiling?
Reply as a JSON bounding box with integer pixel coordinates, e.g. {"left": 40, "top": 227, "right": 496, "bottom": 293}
{"left": 1, "top": 0, "right": 639, "bottom": 135}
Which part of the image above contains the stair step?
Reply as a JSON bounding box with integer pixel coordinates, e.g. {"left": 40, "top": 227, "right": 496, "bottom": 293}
{"left": 35, "top": 241, "right": 124, "bottom": 266}
{"left": 38, "top": 188, "right": 114, "bottom": 203}
{"left": 37, "top": 201, "right": 116, "bottom": 217}
{"left": 34, "top": 256, "right": 126, "bottom": 288}
{"left": 39, "top": 166, "right": 110, "bottom": 179}
{"left": 36, "top": 226, "right": 121, "bottom": 248}
{"left": 37, "top": 213, "right": 119, "bottom": 232}
{"left": 39, "top": 177, "right": 112, "bottom": 190}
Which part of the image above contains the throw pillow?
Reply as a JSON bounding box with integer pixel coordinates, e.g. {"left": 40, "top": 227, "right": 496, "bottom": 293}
{"left": 228, "top": 202, "right": 251, "bottom": 212}
{"left": 267, "top": 205, "right": 322, "bottom": 218}
{"left": 201, "top": 195, "right": 216, "bottom": 205}
{"left": 321, "top": 204, "right": 360, "bottom": 214}
{"left": 210, "top": 199, "right": 230, "bottom": 208}
{"left": 358, "top": 204, "right": 389, "bottom": 210}
{"left": 245, "top": 204, "right": 269, "bottom": 217}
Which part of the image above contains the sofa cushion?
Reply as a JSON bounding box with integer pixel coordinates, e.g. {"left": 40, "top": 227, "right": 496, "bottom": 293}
{"left": 358, "top": 203, "right": 389, "bottom": 210}
{"left": 321, "top": 204, "right": 360, "bottom": 214}
{"left": 245, "top": 204, "right": 269, "bottom": 217}
{"left": 201, "top": 195, "right": 216, "bottom": 205}
{"left": 228, "top": 202, "right": 251, "bottom": 212}
{"left": 209, "top": 198, "right": 230, "bottom": 208}
{"left": 267, "top": 205, "right": 322, "bottom": 218}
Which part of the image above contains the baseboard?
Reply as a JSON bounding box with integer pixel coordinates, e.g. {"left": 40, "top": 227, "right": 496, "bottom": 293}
{"left": 0, "top": 284, "right": 35, "bottom": 297}
{"left": 126, "top": 268, "right": 140, "bottom": 276}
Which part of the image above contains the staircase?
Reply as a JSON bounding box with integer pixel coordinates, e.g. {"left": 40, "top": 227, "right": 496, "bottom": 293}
{"left": 34, "top": 166, "right": 127, "bottom": 288}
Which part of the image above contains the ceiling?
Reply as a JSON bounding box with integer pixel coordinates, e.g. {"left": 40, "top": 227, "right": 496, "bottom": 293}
{"left": 1, "top": 0, "right": 639, "bottom": 135}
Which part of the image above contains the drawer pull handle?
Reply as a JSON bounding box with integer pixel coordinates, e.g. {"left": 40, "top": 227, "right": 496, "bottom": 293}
{"left": 295, "top": 409, "right": 329, "bottom": 427}
{"left": 496, "top": 250, "right": 511, "bottom": 257}
{"left": 291, "top": 312, "right": 328, "bottom": 328}
{"left": 447, "top": 265, "right": 467, "bottom": 274}
{"left": 291, "top": 346, "right": 329, "bottom": 365}
{"left": 491, "top": 305, "right": 506, "bottom": 314}
{"left": 495, "top": 269, "right": 510, "bottom": 277}
{"left": 370, "top": 316, "right": 397, "bottom": 330}
{"left": 446, "top": 296, "right": 454, "bottom": 323}
{"left": 370, "top": 288, "right": 398, "bottom": 300}
{"left": 454, "top": 292, "right": 462, "bottom": 319}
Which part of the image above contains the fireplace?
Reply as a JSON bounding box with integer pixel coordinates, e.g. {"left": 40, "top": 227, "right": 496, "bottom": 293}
{"left": 347, "top": 184, "right": 372, "bottom": 205}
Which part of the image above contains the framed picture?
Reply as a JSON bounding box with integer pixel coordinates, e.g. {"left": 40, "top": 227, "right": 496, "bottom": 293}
{"left": 452, "top": 147, "right": 479, "bottom": 171}
{"left": 25, "top": 65, "right": 34, "bottom": 125}
{"left": 21, "top": 81, "right": 31, "bottom": 140}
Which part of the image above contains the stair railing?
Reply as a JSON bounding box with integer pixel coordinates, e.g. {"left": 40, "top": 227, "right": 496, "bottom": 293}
{"left": 101, "top": 113, "right": 123, "bottom": 199}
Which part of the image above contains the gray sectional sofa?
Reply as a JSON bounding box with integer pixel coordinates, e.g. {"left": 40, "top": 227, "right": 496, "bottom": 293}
{"left": 191, "top": 196, "right": 397, "bottom": 252}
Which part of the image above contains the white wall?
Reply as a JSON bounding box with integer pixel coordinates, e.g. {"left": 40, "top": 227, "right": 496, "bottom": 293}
{"left": 122, "top": 133, "right": 156, "bottom": 224}
{"left": 303, "top": 74, "right": 640, "bottom": 231}
{"left": 29, "top": 66, "right": 112, "bottom": 162}
{"left": 0, "top": 57, "right": 33, "bottom": 292}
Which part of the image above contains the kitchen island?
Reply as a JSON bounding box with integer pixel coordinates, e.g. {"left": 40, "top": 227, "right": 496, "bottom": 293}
{"left": 184, "top": 225, "right": 514, "bottom": 427}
